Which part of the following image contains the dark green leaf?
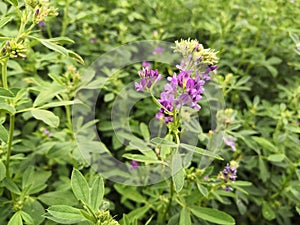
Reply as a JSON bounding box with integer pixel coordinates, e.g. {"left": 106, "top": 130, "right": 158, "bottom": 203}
{"left": 0, "top": 160, "right": 6, "bottom": 181}
{"left": 262, "top": 202, "right": 276, "bottom": 221}
{"left": 0, "top": 87, "right": 14, "bottom": 98}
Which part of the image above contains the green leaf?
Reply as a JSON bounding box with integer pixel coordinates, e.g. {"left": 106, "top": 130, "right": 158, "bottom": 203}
{"left": 197, "top": 183, "right": 208, "bottom": 198}
{"left": 5, "top": 0, "right": 18, "bottom": 7}
{"left": 8, "top": 211, "right": 22, "bottom": 225}
{"left": 46, "top": 205, "right": 85, "bottom": 224}
{"left": 190, "top": 206, "right": 235, "bottom": 225}
{"left": 114, "top": 184, "right": 146, "bottom": 203}
{"left": 172, "top": 153, "right": 185, "bottom": 193}
{"left": 31, "top": 109, "right": 59, "bottom": 128}
{"left": 39, "top": 100, "right": 75, "bottom": 109}
{"left": 0, "top": 160, "right": 6, "bottom": 181}
{"left": 104, "top": 93, "right": 115, "bottom": 102}
{"left": 47, "top": 37, "right": 75, "bottom": 44}
{"left": 252, "top": 136, "right": 277, "bottom": 152}
{"left": 38, "top": 190, "right": 77, "bottom": 206}
{"left": 0, "top": 16, "right": 12, "bottom": 29}
{"left": 140, "top": 122, "right": 150, "bottom": 141}
{"left": 0, "top": 87, "right": 14, "bottom": 98}
{"left": 123, "top": 153, "right": 164, "bottom": 164}
{"left": 67, "top": 50, "right": 85, "bottom": 64}
{"left": 0, "top": 124, "right": 8, "bottom": 143}
{"left": 71, "top": 169, "right": 90, "bottom": 204}
{"left": 3, "top": 178, "right": 21, "bottom": 194}
{"left": 262, "top": 202, "right": 276, "bottom": 221}
{"left": 90, "top": 176, "right": 104, "bottom": 211}
{"left": 267, "top": 154, "right": 285, "bottom": 162}
{"left": 258, "top": 157, "right": 270, "bottom": 182}
{"left": 126, "top": 205, "right": 150, "bottom": 221}
{"left": 151, "top": 137, "right": 177, "bottom": 147}
{"left": 33, "top": 84, "right": 66, "bottom": 107}
{"left": 180, "top": 208, "right": 191, "bottom": 225}
{"left": 39, "top": 39, "right": 68, "bottom": 56}
{"left": 0, "top": 103, "right": 16, "bottom": 114}
{"left": 180, "top": 143, "right": 223, "bottom": 160}
{"left": 20, "top": 211, "right": 34, "bottom": 225}
{"left": 267, "top": 57, "right": 282, "bottom": 65}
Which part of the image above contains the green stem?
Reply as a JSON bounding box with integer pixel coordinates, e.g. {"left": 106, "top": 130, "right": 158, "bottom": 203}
{"left": 2, "top": 60, "right": 15, "bottom": 178}
{"left": 65, "top": 105, "right": 74, "bottom": 139}
{"left": 1, "top": 60, "right": 8, "bottom": 89}
{"left": 5, "top": 114, "right": 15, "bottom": 178}
{"left": 61, "top": 0, "right": 70, "bottom": 37}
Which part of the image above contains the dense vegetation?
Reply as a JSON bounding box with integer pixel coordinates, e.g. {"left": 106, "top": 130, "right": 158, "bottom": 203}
{"left": 0, "top": 0, "right": 299, "bottom": 224}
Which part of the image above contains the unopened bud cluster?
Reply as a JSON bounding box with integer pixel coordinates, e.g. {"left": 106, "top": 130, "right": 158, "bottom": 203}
{"left": 1, "top": 39, "right": 27, "bottom": 59}
{"left": 95, "top": 210, "right": 120, "bottom": 225}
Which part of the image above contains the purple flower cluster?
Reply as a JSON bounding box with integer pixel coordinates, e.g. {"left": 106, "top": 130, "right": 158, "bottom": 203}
{"left": 219, "top": 162, "right": 238, "bottom": 191}
{"left": 135, "top": 63, "right": 162, "bottom": 92}
{"left": 155, "top": 65, "right": 217, "bottom": 123}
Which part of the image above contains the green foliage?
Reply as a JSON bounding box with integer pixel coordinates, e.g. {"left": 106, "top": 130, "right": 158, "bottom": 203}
{"left": 0, "top": 0, "right": 299, "bottom": 224}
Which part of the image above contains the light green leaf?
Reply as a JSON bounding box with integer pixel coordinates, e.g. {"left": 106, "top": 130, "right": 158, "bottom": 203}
{"left": 40, "top": 39, "right": 68, "bottom": 56}
{"left": 0, "top": 16, "right": 12, "bottom": 29}
{"left": 267, "top": 154, "right": 285, "bottom": 162}
{"left": 114, "top": 184, "right": 146, "bottom": 203}
{"left": 123, "top": 153, "right": 164, "bottom": 164}
{"left": 90, "top": 176, "right": 104, "bottom": 211}
{"left": 180, "top": 143, "right": 223, "bottom": 160}
{"left": 172, "top": 153, "right": 185, "bottom": 193}
{"left": 151, "top": 137, "right": 177, "bottom": 147}
{"left": 39, "top": 100, "right": 75, "bottom": 109}
{"left": 46, "top": 205, "right": 85, "bottom": 224}
{"left": 180, "top": 208, "right": 191, "bottom": 225}
{"left": 3, "top": 178, "right": 21, "bottom": 194}
{"left": 0, "top": 124, "right": 8, "bottom": 143}
{"left": 31, "top": 109, "right": 59, "bottom": 128}
{"left": 47, "top": 37, "right": 75, "bottom": 44}
{"left": 20, "top": 211, "right": 34, "bottom": 225}
{"left": 71, "top": 169, "right": 90, "bottom": 204}
{"left": 197, "top": 183, "right": 208, "bottom": 198}
{"left": 262, "top": 202, "right": 276, "bottom": 221}
{"left": 0, "top": 103, "right": 16, "bottom": 115}
{"left": 104, "top": 93, "right": 115, "bottom": 102}
{"left": 33, "top": 84, "right": 66, "bottom": 107}
{"left": 190, "top": 206, "right": 235, "bottom": 225}
{"left": 140, "top": 122, "right": 150, "bottom": 141}
{"left": 5, "top": 0, "right": 18, "bottom": 7}
{"left": 68, "top": 50, "right": 85, "bottom": 64}
{"left": 126, "top": 205, "right": 150, "bottom": 221}
{"left": 8, "top": 211, "right": 22, "bottom": 225}
{"left": 38, "top": 190, "right": 77, "bottom": 206}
